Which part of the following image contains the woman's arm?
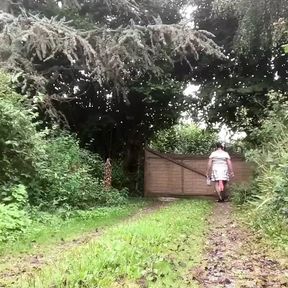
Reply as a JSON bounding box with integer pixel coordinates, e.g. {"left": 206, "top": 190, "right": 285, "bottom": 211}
{"left": 206, "top": 159, "right": 212, "bottom": 177}
{"left": 227, "top": 159, "right": 234, "bottom": 177}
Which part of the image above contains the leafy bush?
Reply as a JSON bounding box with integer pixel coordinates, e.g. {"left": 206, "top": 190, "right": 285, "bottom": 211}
{"left": 30, "top": 134, "right": 110, "bottom": 209}
{"left": 233, "top": 92, "right": 288, "bottom": 245}
{"left": 230, "top": 183, "right": 255, "bottom": 205}
{"left": 0, "top": 72, "right": 44, "bottom": 187}
{"left": 0, "top": 184, "right": 31, "bottom": 242}
{"left": 29, "top": 133, "right": 127, "bottom": 209}
{"left": 0, "top": 71, "right": 127, "bottom": 211}
{"left": 0, "top": 184, "right": 29, "bottom": 206}
{"left": 0, "top": 204, "right": 31, "bottom": 242}
{"left": 150, "top": 124, "right": 217, "bottom": 155}
{"left": 245, "top": 92, "right": 288, "bottom": 219}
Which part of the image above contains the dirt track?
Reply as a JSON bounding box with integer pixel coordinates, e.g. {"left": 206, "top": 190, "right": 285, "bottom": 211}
{"left": 192, "top": 203, "right": 288, "bottom": 288}
{"left": 1, "top": 200, "right": 287, "bottom": 288}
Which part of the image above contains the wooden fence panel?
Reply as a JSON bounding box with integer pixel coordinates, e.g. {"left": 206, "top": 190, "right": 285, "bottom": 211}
{"left": 144, "top": 149, "right": 253, "bottom": 197}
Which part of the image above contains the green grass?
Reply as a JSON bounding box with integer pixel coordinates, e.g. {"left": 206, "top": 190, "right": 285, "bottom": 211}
{"left": 19, "top": 200, "right": 212, "bottom": 288}
{"left": 0, "top": 199, "right": 150, "bottom": 258}
{"left": 234, "top": 205, "right": 288, "bottom": 255}
{"left": 230, "top": 184, "right": 288, "bottom": 253}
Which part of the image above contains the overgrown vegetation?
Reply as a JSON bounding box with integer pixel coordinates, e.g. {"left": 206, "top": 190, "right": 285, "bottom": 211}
{"left": 188, "top": 0, "right": 288, "bottom": 133}
{"left": 20, "top": 200, "right": 211, "bottom": 288}
{"left": 231, "top": 92, "right": 288, "bottom": 247}
{"left": 0, "top": 0, "right": 225, "bottom": 190}
{"left": 150, "top": 124, "right": 217, "bottom": 154}
{"left": 0, "top": 71, "right": 127, "bottom": 243}
{"left": 0, "top": 0, "right": 287, "bottom": 270}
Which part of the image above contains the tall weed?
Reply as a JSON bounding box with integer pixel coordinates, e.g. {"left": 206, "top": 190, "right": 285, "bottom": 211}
{"left": 232, "top": 92, "right": 288, "bottom": 245}
{"left": 246, "top": 92, "right": 288, "bottom": 219}
{"left": 0, "top": 184, "right": 31, "bottom": 242}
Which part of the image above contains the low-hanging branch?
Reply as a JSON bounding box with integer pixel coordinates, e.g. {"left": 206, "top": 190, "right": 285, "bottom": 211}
{"left": 0, "top": 10, "right": 224, "bottom": 96}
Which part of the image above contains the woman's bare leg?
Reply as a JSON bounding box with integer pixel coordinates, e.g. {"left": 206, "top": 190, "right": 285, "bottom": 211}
{"left": 219, "top": 180, "right": 224, "bottom": 192}
{"left": 215, "top": 181, "right": 222, "bottom": 200}
{"left": 223, "top": 181, "right": 228, "bottom": 200}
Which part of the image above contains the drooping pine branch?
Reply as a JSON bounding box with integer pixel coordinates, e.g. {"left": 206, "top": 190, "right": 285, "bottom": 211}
{"left": 0, "top": 11, "right": 224, "bottom": 95}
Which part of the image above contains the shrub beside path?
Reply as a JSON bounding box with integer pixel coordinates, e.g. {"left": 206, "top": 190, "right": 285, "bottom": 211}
{"left": 191, "top": 203, "right": 288, "bottom": 288}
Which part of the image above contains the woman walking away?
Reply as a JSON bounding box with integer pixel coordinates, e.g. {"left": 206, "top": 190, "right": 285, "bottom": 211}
{"left": 206, "top": 142, "right": 234, "bottom": 202}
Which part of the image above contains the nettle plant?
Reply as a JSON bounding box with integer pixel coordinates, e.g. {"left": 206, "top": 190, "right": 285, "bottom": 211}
{"left": 0, "top": 184, "right": 31, "bottom": 242}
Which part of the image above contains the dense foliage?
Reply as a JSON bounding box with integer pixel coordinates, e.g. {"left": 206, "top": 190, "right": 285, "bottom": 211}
{"left": 0, "top": 71, "right": 126, "bottom": 242}
{"left": 0, "top": 10, "right": 222, "bottom": 96}
{"left": 150, "top": 124, "right": 217, "bottom": 155}
{"left": 232, "top": 92, "right": 288, "bottom": 242}
{"left": 184, "top": 0, "right": 288, "bottom": 134}
{"left": 1, "top": 0, "right": 288, "bottom": 246}
{"left": 0, "top": 1, "right": 226, "bottom": 189}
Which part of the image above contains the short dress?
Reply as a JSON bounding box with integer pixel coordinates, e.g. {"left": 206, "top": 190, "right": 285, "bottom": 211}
{"left": 209, "top": 150, "right": 231, "bottom": 182}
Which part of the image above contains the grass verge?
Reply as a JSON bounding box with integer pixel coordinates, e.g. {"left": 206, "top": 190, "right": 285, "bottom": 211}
{"left": 234, "top": 205, "right": 288, "bottom": 255}
{"left": 230, "top": 184, "right": 288, "bottom": 254}
{"left": 0, "top": 199, "right": 150, "bottom": 258}
{"left": 19, "top": 199, "right": 212, "bottom": 288}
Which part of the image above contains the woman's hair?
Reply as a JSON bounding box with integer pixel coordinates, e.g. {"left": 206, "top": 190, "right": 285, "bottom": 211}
{"left": 216, "top": 142, "right": 224, "bottom": 149}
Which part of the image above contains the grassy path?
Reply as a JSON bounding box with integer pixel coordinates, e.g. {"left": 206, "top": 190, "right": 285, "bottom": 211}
{"left": 191, "top": 203, "right": 288, "bottom": 287}
{"left": 11, "top": 200, "right": 212, "bottom": 288}
{"left": 0, "top": 200, "right": 155, "bottom": 287}
{"left": 2, "top": 199, "right": 286, "bottom": 288}
{"left": 0, "top": 201, "right": 151, "bottom": 259}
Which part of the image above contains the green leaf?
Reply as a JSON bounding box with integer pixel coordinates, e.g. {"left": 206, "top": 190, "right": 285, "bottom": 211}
{"left": 282, "top": 44, "right": 288, "bottom": 54}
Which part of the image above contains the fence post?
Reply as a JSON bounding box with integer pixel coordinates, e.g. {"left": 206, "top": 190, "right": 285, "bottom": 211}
{"left": 104, "top": 158, "right": 112, "bottom": 189}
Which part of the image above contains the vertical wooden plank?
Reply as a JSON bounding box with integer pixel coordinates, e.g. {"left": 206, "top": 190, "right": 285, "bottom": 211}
{"left": 144, "top": 149, "right": 149, "bottom": 197}
{"left": 181, "top": 161, "right": 184, "bottom": 194}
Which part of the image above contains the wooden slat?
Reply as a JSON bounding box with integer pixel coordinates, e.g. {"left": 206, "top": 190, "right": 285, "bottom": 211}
{"left": 146, "top": 148, "right": 206, "bottom": 177}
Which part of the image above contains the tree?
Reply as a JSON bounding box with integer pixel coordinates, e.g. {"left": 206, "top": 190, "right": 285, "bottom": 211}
{"left": 150, "top": 124, "right": 217, "bottom": 155}
{"left": 0, "top": 2, "right": 226, "bottom": 194}
{"left": 212, "top": 0, "right": 288, "bottom": 53}
{"left": 183, "top": 0, "right": 288, "bottom": 134}
{"left": 52, "top": 77, "right": 188, "bottom": 166}
{"left": 0, "top": 9, "right": 223, "bottom": 96}
{"left": 0, "top": 2, "right": 224, "bottom": 136}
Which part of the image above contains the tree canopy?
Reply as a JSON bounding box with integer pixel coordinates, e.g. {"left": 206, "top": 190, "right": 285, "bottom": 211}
{"left": 1, "top": 0, "right": 287, "bottom": 160}
{"left": 184, "top": 0, "right": 288, "bottom": 134}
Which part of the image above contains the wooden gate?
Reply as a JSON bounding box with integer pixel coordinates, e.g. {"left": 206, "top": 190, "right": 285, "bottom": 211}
{"left": 144, "top": 148, "right": 252, "bottom": 197}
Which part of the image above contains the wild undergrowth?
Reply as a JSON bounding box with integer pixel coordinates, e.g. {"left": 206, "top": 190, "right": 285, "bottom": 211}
{"left": 231, "top": 92, "right": 288, "bottom": 249}
{"left": 19, "top": 200, "right": 212, "bottom": 288}
{"left": 0, "top": 71, "right": 127, "bottom": 243}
